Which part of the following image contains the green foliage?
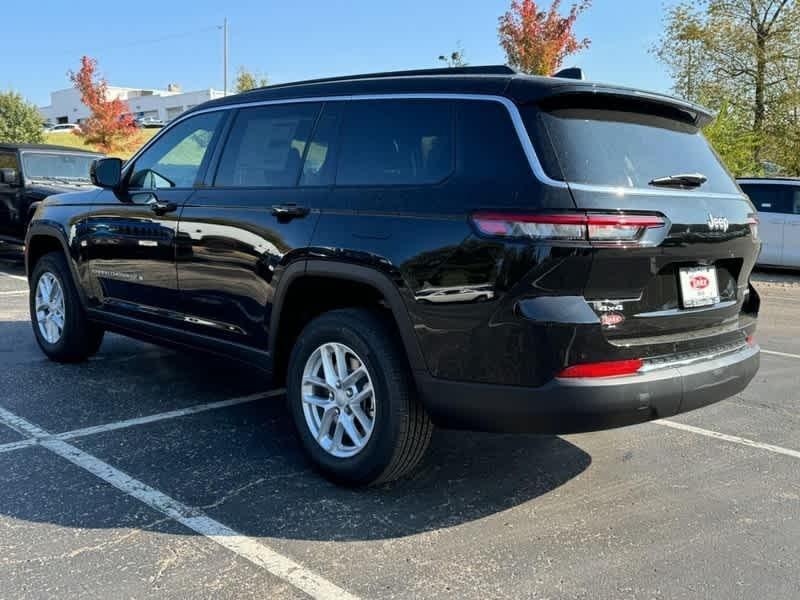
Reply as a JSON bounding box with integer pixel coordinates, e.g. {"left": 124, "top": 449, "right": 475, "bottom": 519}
{"left": 653, "top": 0, "right": 800, "bottom": 175}
{"left": 702, "top": 101, "right": 761, "bottom": 177}
{"left": 0, "top": 91, "right": 45, "bottom": 144}
{"left": 235, "top": 67, "right": 269, "bottom": 93}
{"left": 439, "top": 43, "right": 468, "bottom": 67}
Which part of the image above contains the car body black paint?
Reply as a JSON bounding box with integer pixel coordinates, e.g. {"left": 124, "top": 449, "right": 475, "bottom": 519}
{"left": 0, "top": 143, "right": 103, "bottom": 244}
{"left": 25, "top": 69, "right": 760, "bottom": 433}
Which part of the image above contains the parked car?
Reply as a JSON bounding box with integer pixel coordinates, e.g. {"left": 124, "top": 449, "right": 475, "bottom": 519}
{"left": 135, "top": 116, "right": 165, "bottom": 128}
{"left": 0, "top": 144, "right": 102, "bottom": 244}
{"left": 738, "top": 177, "right": 800, "bottom": 269}
{"left": 24, "top": 66, "right": 761, "bottom": 486}
{"left": 47, "top": 123, "right": 81, "bottom": 133}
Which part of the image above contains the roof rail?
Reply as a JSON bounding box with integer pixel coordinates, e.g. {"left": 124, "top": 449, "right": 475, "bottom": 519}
{"left": 244, "top": 65, "right": 518, "bottom": 93}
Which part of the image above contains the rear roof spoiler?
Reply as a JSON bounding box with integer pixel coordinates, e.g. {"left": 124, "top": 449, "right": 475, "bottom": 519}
{"left": 538, "top": 84, "right": 715, "bottom": 128}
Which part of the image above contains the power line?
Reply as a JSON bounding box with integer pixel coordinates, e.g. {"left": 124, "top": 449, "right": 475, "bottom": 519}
{"left": 29, "top": 25, "right": 220, "bottom": 55}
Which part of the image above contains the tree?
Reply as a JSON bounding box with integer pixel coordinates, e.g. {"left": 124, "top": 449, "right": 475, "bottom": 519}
{"left": 439, "top": 43, "right": 468, "bottom": 67}
{"left": 702, "top": 100, "right": 762, "bottom": 176}
{"left": 235, "top": 66, "right": 269, "bottom": 93}
{"left": 498, "top": 0, "right": 591, "bottom": 76}
{"left": 68, "top": 56, "right": 138, "bottom": 154}
{"left": 0, "top": 91, "right": 44, "bottom": 144}
{"left": 653, "top": 0, "right": 800, "bottom": 171}
{"left": 651, "top": 4, "right": 712, "bottom": 101}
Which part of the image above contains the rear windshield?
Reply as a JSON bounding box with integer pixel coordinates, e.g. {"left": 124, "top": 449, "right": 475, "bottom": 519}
{"left": 524, "top": 107, "right": 740, "bottom": 195}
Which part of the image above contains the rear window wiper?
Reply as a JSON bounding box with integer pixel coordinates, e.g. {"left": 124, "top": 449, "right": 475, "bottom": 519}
{"left": 649, "top": 173, "right": 708, "bottom": 189}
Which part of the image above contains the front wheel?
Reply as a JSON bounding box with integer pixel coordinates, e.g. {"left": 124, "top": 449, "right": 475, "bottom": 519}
{"left": 29, "top": 252, "right": 104, "bottom": 362}
{"left": 287, "top": 308, "right": 433, "bottom": 486}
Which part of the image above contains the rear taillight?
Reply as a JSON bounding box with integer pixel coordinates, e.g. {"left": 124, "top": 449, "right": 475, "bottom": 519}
{"left": 557, "top": 359, "right": 643, "bottom": 379}
{"left": 471, "top": 212, "right": 665, "bottom": 245}
{"left": 747, "top": 215, "right": 759, "bottom": 240}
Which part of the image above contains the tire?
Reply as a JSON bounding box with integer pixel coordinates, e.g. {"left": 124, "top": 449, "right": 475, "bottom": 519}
{"left": 287, "top": 308, "right": 433, "bottom": 486}
{"left": 29, "top": 252, "right": 104, "bottom": 362}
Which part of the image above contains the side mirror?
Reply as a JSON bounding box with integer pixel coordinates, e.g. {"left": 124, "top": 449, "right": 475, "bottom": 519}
{"left": 0, "top": 168, "right": 19, "bottom": 186}
{"left": 90, "top": 157, "right": 123, "bottom": 188}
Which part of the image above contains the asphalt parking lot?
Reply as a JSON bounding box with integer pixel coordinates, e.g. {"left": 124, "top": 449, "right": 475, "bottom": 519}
{"left": 1, "top": 247, "right": 798, "bottom": 599}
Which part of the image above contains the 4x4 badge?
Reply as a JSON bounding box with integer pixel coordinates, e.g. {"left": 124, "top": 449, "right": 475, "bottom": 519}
{"left": 707, "top": 214, "right": 729, "bottom": 233}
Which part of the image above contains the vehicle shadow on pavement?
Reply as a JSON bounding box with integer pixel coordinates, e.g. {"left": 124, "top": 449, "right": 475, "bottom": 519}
{"left": 0, "top": 317, "right": 592, "bottom": 542}
{"left": 0, "top": 243, "right": 25, "bottom": 269}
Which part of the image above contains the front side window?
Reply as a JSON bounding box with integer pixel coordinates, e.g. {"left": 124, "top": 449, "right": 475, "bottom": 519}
{"left": 214, "top": 103, "right": 320, "bottom": 188}
{"left": 336, "top": 100, "right": 454, "bottom": 186}
{"left": 129, "top": 112, "right": 223, "bottom": 189}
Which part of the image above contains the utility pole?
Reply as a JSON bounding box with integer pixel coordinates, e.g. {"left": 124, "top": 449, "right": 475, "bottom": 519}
{"left": 222, "top": 17, "right": 229, "bottom": 96}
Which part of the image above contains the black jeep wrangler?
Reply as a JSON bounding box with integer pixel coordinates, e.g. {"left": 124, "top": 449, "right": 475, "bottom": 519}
{"left": 24, "top": 66, "right": 760, "bottom": 486}
{"left": 0, "top": 144, "right": 103, "bottom": 245}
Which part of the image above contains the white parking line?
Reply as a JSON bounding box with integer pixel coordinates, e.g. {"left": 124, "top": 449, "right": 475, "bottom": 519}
{"left": 657, "top": 420, "right": 800, "bottom": 460}
{"left": 761, "top": 348, "right": 800, "bottom": 360}
{"left": 0, "top": 290, "right": 28, "bottom": 296}
{"left": 0, "top": 390, "right": 284, "bottom": 454}
{"left": 759, "top": 295, "right": 798, "bottom": 302}
{"left": 0, "top": 439, "right": 37, "bottom": 454}
{"left": 0, "top": 272, "right": 26, "bottom": 281}
{"left": 55, "top": 390, "right": 283, "bottom": 441}
{"left": 0, "top": 404, "right": 359, "bottom": 600}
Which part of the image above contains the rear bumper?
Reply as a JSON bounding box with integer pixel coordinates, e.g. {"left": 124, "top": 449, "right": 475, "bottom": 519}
{"left": 416, "top": 344, "right": 760, "bottom": 433}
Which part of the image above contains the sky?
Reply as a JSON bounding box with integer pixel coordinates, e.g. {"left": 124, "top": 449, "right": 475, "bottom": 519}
{"left": 2, "top": 0, "right": 677, "bottom": 107}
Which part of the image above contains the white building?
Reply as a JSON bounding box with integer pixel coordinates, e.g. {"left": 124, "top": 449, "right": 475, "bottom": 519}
{"left": 39, "top": 84, "right": 225, "bottom": 125}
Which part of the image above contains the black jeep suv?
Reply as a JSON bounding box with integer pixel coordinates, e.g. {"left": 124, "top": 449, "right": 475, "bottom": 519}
{"left": 25, "top": 66, "right": 761, "bottom": 485}
{"left": 0, "top": 144, "right": 103, "bottom": 245}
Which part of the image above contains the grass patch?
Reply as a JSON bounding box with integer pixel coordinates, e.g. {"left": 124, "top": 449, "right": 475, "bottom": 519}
{"left": 43, "top": 130, "right": 158, "bottom": 160}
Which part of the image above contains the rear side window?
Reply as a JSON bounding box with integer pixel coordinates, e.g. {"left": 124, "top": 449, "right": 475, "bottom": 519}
{"left": 524, "top": 106, "right": 740, "bottom": 195}
{"left": 740, "top": 184, "right": 795, "bottom": 214}
{"left": 215, "top": 103, "right": 320, "bottom": 188}
{"left": 0, "top": 152, "right": 19, "bottom": 171}
{"left": 300, "top": 102, "right": 343, "bottom": 187}
{"left": 336, "top": 100, "right": 453, "bottom": 186}
{"left": 456, "top": 100, "right": 532, "bottom": 187}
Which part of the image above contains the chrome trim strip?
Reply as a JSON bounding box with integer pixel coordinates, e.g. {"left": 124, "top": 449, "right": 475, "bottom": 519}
{"left": 738, "top": 178, "right": 800, "bottom": 187}
{"left": 121, "top": 93, "right": 569, "bottom": 189}
{"left": 634, "top": 299, "right": 738, "bottom": 319}
{"left": 567, "top": 181, "right": 746, "bottom": 200}
{"left": 638, "top": 342, "right": 751, "bottom": 373}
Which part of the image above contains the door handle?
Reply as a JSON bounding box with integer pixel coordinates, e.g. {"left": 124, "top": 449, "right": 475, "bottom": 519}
{"left": 147, "top": 197, "right": 178, "bottom": 215}
{"left": 271, "top": 204, "right": 310, "bottom": 220}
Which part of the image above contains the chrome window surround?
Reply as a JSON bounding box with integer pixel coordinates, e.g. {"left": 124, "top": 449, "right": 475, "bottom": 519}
{"left": 124, "top": 93, "right": 745, "bottom": 199}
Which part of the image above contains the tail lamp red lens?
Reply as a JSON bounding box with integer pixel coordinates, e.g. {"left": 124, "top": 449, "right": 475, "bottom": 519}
{"left": 557, "top": 359, "right": 643, "bottom": 379}
{"left": 747, "top": 215, "right": 759, "bottom": 239}
{"left": 471, "top": 212, "right": 665, "bottom": 244}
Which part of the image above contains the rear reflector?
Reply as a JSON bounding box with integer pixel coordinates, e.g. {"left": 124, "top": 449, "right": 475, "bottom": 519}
{"left": 557, "top": 359, "right": 643, "bottom": 379}
{"left": 746, "top": 335, "right": 755, "bottom": 347}
{"left": 472, "top": 212, "right": 664, "bottom": 244}
{"left": 747, "top": 215, "right": 759, "bottom": 239}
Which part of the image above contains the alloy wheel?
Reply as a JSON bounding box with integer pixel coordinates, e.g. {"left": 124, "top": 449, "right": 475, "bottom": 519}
{"left": 35, "top": 272, "right": 65, "bottom": 344}
{"left": 301, "top": 342, "right": 376, "bottom": 458}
